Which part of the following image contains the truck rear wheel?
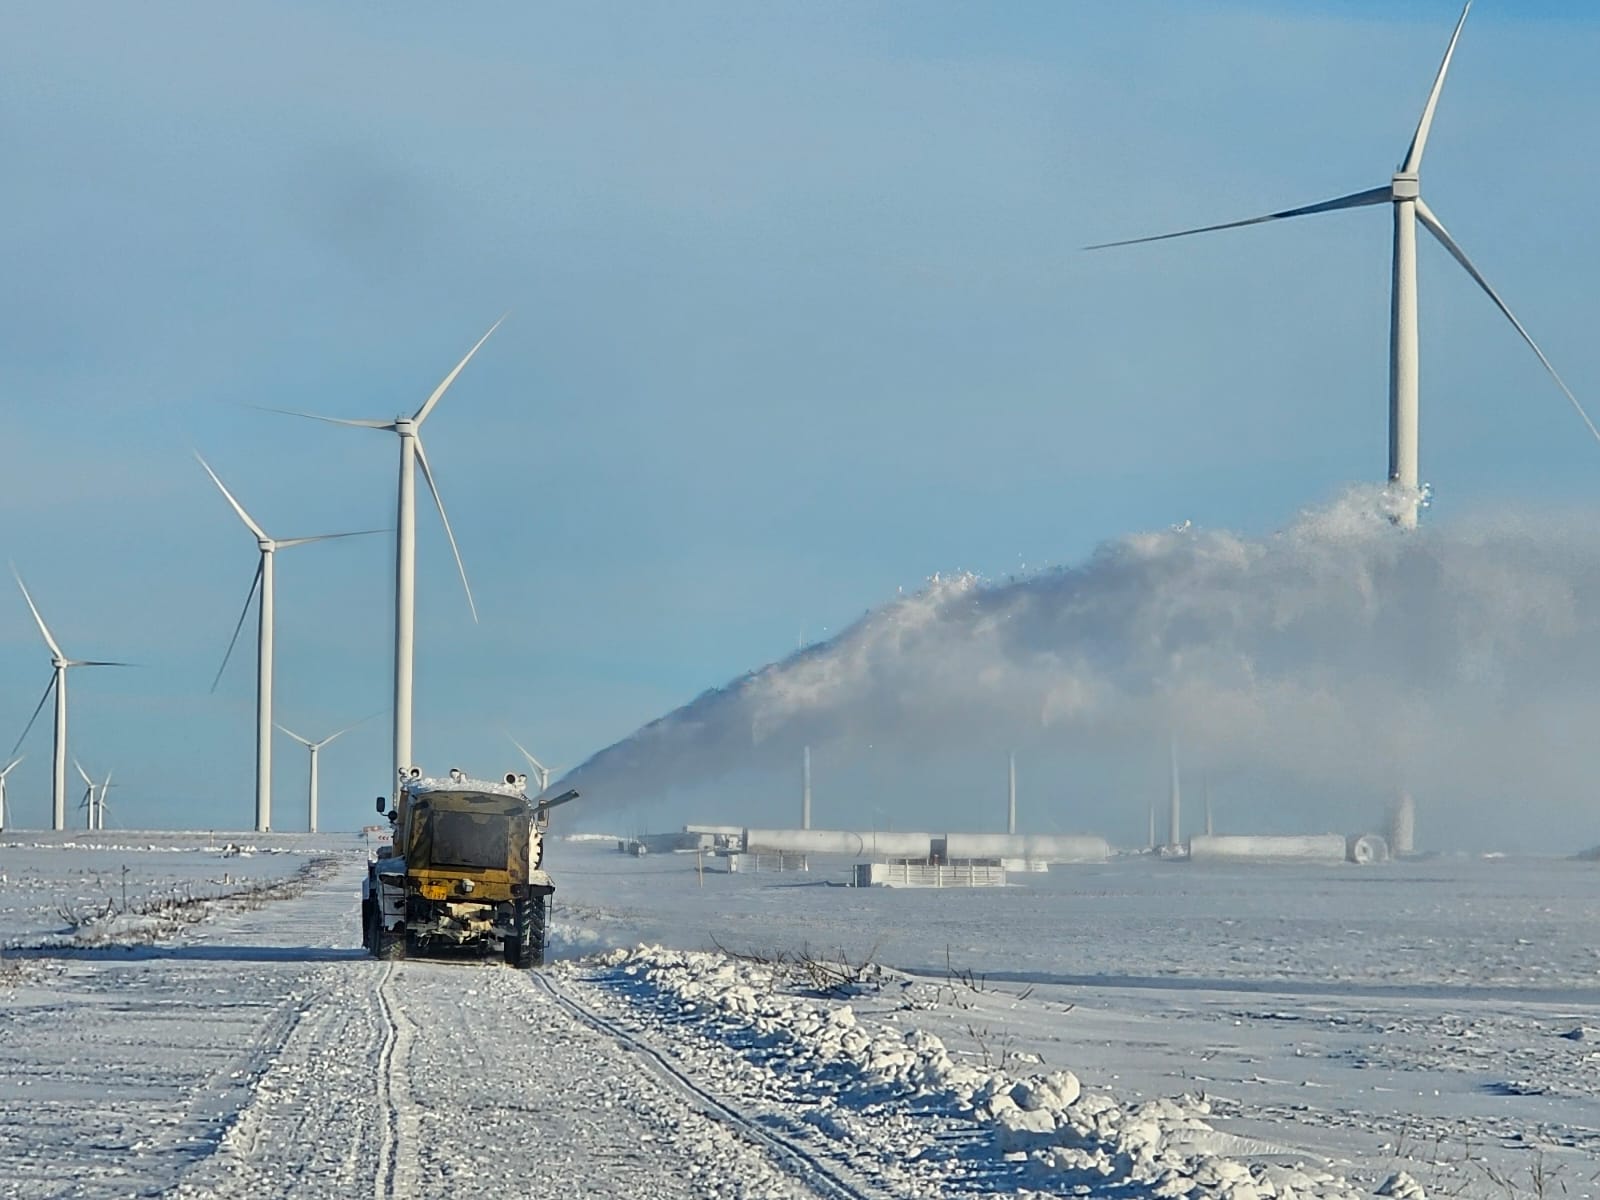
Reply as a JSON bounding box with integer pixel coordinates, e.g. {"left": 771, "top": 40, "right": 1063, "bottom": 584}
{"left": 367, "top": 903, "right": 405, "bottom": 960}
{"left": 505, "top": 894, "right": 546, "bottom": 969}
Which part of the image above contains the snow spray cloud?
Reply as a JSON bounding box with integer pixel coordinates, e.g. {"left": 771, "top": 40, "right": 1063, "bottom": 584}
{"left": 564, "top": 488, "right": 1600, "bottom": 844}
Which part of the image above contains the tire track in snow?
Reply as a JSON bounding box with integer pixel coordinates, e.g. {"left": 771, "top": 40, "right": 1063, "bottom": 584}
{"left": 373, "top": 961, "right": 420, "bottom": 1199}
{"left": 525, "top": 971, "right": 875, "bottom": 1200}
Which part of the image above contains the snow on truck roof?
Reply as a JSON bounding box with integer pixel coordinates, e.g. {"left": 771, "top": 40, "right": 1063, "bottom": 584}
{"left": 401, "top": 771, "right": 530, "bottom": 799}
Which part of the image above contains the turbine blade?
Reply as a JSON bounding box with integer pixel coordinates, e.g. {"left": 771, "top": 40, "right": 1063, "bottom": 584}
{"left": 253, "top": 405, "right": 394, "bottom": 430}
{"left": 1401, "top": 2, "right": 1472, "bottom": 173}
{"left": 75, "top": 759, "right": 93, "bottom": 788}
{"left": 11, "top": 567, "right": 65, "bottom": 659}
{"left": 212, "top": 558, "right": 264, "bottom": 693}
{"left": 10, "top": 675, "right": 56, "bottom": 758}
{"left": 1, "top": 755, "right": 23, "bottom": 779}
{"left": 274, "top": 529, "right": 386, "bottom": 550}
{"left": 413, "top": 436, "right": 479, "bottom": 623}
{"left": 414, "top": 315, "right": 506, "bottom": 425}
{"left": 1085, "top": 186, "right": 1392, "bottom": 251}
{"left": 507, "top": 733, "right": 547, "bottom": 775}
{"left": 71, "top": 660, "right": 133, "bottom": 668}
{"left": 194, "top": 452, "right": 269, "bottom": 541}
{"left": 1416, "top": 199, "right": 1600, "bottom": 447}
{"left": 316, "top": 710, "right": 383, "bottom": 748}
{"left": 275, "top": 722, "right": 313, "bottom": 747}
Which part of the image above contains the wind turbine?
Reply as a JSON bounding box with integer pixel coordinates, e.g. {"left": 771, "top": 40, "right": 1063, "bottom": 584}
{"left": 11, "top": 568, "right": 129, "bottom": 831}
{"left": 75, "top": 760, "right": 98, "bottom": 831}
{"left": 273, "top": 317, "right": 502, "bottom": 782}
{"left": 277, "top": 716, "right": 373, "bottom": 833}
{"left": 196, "top": 454, "right": 380, "bottom": 833}
{"left": 1088, "top": 2, "right": 1598, "bottom": 529}
{"left": 97, "top": 768, "right": 114, "bottom": 830}
{"left": 507, "top": 733, "right": 554, "bottom": 795}
{"left": 0, "top": 756, "right": 22, "bottom": 832}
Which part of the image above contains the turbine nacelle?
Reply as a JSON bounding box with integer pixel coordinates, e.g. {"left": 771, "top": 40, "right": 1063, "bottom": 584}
{"left": 1390, "top": 173, "right": 1420, "bottom": 201}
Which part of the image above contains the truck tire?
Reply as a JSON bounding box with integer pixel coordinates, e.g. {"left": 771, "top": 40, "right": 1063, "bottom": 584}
{"left": 361, "top": 896, "right": 375, "bottom": 952}
{"left": 376, "top": 926, "right": 406, "bottom": 961}
{"left": 529, "top": 894, "right": 547, "bottom": 967}
{"left": 367, "top": 903, "right": 405, "bottom": 960}
{"left": 505, "top": 895, "right": 544, "bottom": 969}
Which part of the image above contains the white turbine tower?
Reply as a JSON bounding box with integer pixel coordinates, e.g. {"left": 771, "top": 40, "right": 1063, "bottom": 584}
{"left": 75, "top": 760, "right": 98, "bottom": 831}
{"left": 1089, "top": 1, "right": 1598, "bottom": 529}
{"left": 275, "top": 318, "right": 502, "bottom": 782}
{"left": 277, "top": 718, "right": 370, "bottom": 833}
{"left": 0, "top": 756, "right": 22, "bottom": 832}
{"left": 197, "top": 454, "right": 379, "bottom": 834}
{"left": 11, "top": 568, "right": 129, "bottom": 831}
{"left": 97, "top": 768, "right": 114, "bottom": 831}
{"left": 508, "top": 733, "right": 553, "bottom": 795}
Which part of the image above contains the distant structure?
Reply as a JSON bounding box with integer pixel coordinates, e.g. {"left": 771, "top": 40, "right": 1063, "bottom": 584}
{"left": 195, "top": 454, "right": 375, "bottom": 833}
{"left": 75, "top": 761, "right": 100, "bottom": 830}
{"left": 0, "top": 756, "right": 22, "bottom": 832}
{"left": 279, "top": 719, "right": 368, "bottom": 834}
{"left": 1389, "top": 791, "right": 1416, "bottom": 856}
{"left": 12, "top": 569, "right": 128, "bottom": 832}
{"left": 1147, "top": 801, "right": 1156, "bottom": 851}
{"left": 741, "top": 828, "right": 1108, "bottom": 864}
{"left": 1007, "top": 752, "right": 1017, "bottom": 836}
{"left": 1167, "top": 739, "right": 1181, "bottom": 849}
{"left": 1189, "top": 834, "right": 1347, "bottom": 864}
{"left": 509, "top": 734, "right": 554, "bottom": 794}
{"left": 1086, "top": 3, "right": 1599, "bottom": 530}
{"left": 801, "top": 745, "right": 812, "bottom": 831}
{"left": 278, "top": 318, "right": 502, "bottom": 788}
{"left": 1203, "top": 779, "right": 1214, "bottom": 837}
{"left": 1346, "top": 833, "right": 1391, "bottom": 864}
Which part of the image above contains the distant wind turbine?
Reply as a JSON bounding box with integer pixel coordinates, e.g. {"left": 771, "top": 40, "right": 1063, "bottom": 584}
{"left": 196, "top": 454, "right": 381, "bottom": 833}
{"left": 507, "top": 733, "right": 554, "bottom": 795}
{"left": 11, "top": 567, "right": 129, "bottom": 831}
{"left": 277, "top": 715, "right": 376, "bottom": 833}
{"left": 74, "top": 760, "right": 100, "bottom": 831}
{"left": 72, "top": 762, "right": 114, "bottom": 831}
{"left": 0, "top": 756, "right": 22, "bottom": 832}
{"left": 1088, "top": 1, "right": 1598, "bottom": 529}
{"left": 271, "top": 317, "right": 503, "bottom": 782}
{"left": 97, "top": 768, "right": 114, "bottom": 830}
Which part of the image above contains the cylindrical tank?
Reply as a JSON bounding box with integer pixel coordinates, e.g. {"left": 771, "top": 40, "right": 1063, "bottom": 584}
{"left": 1186, "top": 834, "right": 1347, "bottom": 864}
{"left": 741, "top": 828, "right": 933, "bottom": 858}
{"left": 942, "top": 833, "right": 1110, "bottom": 863}
{"left": 1345, "top": 833, "right": 1391, "bottom": 864}
{"left": 1388, "top": 792, "right": 1416, "bottom": 856}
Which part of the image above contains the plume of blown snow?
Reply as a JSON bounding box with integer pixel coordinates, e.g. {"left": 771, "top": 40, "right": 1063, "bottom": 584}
{"left": 563, "top": 488, "right": 1600, "bottom": 846}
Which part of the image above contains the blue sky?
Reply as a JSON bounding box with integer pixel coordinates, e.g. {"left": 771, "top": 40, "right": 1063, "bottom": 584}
{"left": 4, "top": 2, "right": 1599, "bottom": 838}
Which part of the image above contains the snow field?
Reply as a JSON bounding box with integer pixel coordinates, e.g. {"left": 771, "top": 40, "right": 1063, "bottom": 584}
{"left": 563, "top": 945, "right": 1369, "bottom": 1200}
{"left": 4, "top": 836, "right": 1598, "bottom": 1198}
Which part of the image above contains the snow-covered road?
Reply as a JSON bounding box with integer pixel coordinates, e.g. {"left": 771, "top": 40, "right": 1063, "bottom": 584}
{"left": 4, "top": 843, "right": 1593, "bottom": 1200}
{"left": 2, "top": 857, "right": 845, "bottom": 1198}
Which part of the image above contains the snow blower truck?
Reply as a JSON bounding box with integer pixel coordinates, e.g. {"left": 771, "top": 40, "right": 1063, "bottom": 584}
{"left": 362, "top": 767, "right": 579, "bottom": 967}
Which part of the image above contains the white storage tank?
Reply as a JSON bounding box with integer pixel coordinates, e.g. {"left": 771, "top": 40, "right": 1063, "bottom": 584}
{"left": 941, "top": 833, "right": 1110, "bottom": 864}
{"left": 1345, "top": 833, "right": 1391, "bottom": 864}
{"left": 741, "top": 828, "right": 934, "bottom": 859}
{"left": 1186, "top": 834, "right": 1348, "bottom": 864}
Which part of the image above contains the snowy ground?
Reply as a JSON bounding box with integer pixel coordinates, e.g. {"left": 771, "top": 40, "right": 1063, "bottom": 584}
{"left": 0, "top": 833, "right": 1594, "bottom": 1198}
